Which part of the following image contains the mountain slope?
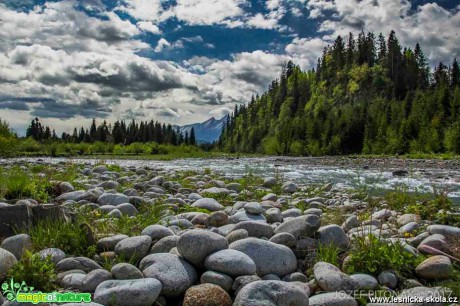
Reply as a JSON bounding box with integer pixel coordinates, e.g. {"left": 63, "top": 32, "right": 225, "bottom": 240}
{"left": 176, "top": 116, "right": 227, "bottom": 143}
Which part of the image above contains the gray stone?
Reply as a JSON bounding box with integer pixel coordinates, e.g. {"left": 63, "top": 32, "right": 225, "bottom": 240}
{"left": 230, "top": 210, "right": 267, "bottom": 223}
{"left": 350, "top": 274, "right": 378, "bottom": 290}
{"left": 140, "top": 253, "right": 198, "bottom": 297}
{"left": 111, "top": 263, "right": 143, "bottom": 280}
{"left": 226, "top": 229, "right": 249, "bottom": 244}
{"left": 200, "top": 271, "right": 233, "bottom": 292}
{"left": 342, "top": 215, "right": 361, "bottom": 232}
{"left": 397, "top": 214, "right": 419, "bottom": 226}
{"left": 244, "top": 202, "right": 264, "bottom": 215}
{"left": 417, "top": 234, "right": 449, "bottom": 253}
{"left": 141, "top": 225, "right": 174, "bottom": 241}
{"left": 56, "top": 190, "right": 86, "bottom": 202}
{"left": 192, "top": 198, "right": 224, "bottom": 211}
{"left": 372, "top": 209, "right": 392, "bottom": 220}
{"left": 81, "top": 269, "right": 113, "bottom": 292}
{"left": 116, "top": 203, "right": 138, "bottom": 216}
{"left": 0, "top": 248, "right": 17, "bottom": 280}
{"left": 263, "top": 177, "right": 277, "bottom": 187}
{"left": 232, "top": 221, "right": 273, "bottom": 238}
{"left": 309, "top": 292, "right": 357, "bottom": 306}
{"left": 317, "top": 224, "right": 350, "bottom": 250}
{"left": 282, "top": 272, "right": 308, "bottom": 283}
{"left": 37, "top": 248, "right": 65, "bottom": 264}
{"left": 229, "top": 238, "right": 297, "bottom": 277}
{"left": 262, "top": 274, "right": 281, "bottom": 281}
{"left": 94, "top": 278, "right": 162, "bottom": 306}
{"left": 0, "top": 234, "right": 31, "bottom": 260}
{"left": 107, "top": 209, "right": 122, "bottom": 218}
{"left": 204, "top": 249, "right": 257, "bottom": 277}
{"left": 427, "top": 224, "right": 460, "bottom": 237}
{"left": 265, "top": 208, "right": 283, "bottom": 223}
{"left": 262, "top": 193, "right": 278, "bottom": 201}
{"left": 282, "top": 182, "right": 298, "bottom": 193}
{"left": 227, "top": 183, "right": 242, "bottom": 193}
{"left": 273, "top": 214, "right": 321, "bottom": 238}
{"left": 177, "top": 230, "right": 228, "bottom": 267}
{"left": 398, "top": 222, "right": 420, "bottom": 237}
{"left": 114, "top": 235, "right": 152, "bottom": 261}
{"left": 232, "top": 275, "right": 261, "bottom": 295}
{"left": 59, "top": 182, "right": 75, "bottom": 193}
{"left": 415, "top": 255, "right": 453, "bottom": 280}
{"left": 61, "top": 273, "right": 85, "bottom": 290}
{"left": 56, "top": 257, "right": 102, "bottom": 272}
{"left": 313, "top": 261, "right": 354, "bottom": 292}
{"left": 150, "top": 235, "right": 179, "bottom": 253}
{"left": 269, "top": 232, "right": 297, "bottom": 248}
{"left": 378, "top": 271, "right": 398, "bottom": 289}
{"left": 234, "top": 280, "right": 309, "bottom": 306}
{"left": 206, "top": 211, "right": 229, "bottom": 228}
{"left": 97, "top": 235, "right": 129, "bottom": 251}
{"left": 93, "top": 165, "right": 108, "bottom": 174}
{"left": 97, "top": 193, "right": 130, "bottom": 206}
{"left": 282, "top": 208, "right": 303, "bottom": 218}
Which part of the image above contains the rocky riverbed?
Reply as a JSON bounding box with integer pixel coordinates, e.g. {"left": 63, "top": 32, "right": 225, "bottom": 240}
{"left": 0, "top": 159, "right": 459, "bottom": 306}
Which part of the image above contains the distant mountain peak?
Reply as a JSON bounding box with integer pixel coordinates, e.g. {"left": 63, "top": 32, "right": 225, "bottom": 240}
{"left": 175, "top": 115, "right": 227, "bottom": 144}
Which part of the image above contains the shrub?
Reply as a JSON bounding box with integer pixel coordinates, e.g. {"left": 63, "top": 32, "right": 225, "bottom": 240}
{"left": 345, "top": 234, "right": 422, "bottom": 277}
{"left": 6, "top": 251, "right": 56, "bottom": 292}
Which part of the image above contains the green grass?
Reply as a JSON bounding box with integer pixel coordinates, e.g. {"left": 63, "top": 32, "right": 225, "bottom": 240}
{"left": 26, "top": 218, "right": 97, "bottom": 258}
{"left": 345, "top": 234, "right": 424, "bottom": 277}
{"left": 6, "top": 251, "right": 57, "bottom": 292}
{"left": 315, "top": 243, "right": 341, "bottom": 267}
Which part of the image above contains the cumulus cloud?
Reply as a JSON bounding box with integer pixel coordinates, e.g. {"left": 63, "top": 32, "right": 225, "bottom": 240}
{"left": 307, "top": 0, "right": 460, "bottom": 65}
{"left": 173, "top": 0, "right": 244, "bottom": 26}
{"left": 285, "top": 37, "right": 327, "bottom": 70}
{"left": 137, "top": 21, "right": 161, "bottom": 35}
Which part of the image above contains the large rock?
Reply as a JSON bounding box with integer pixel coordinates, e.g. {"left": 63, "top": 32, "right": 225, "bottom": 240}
{"left": 316, "top": 225, "right": 349, "bottom": 250}
{"left": 191, "top": 198, "right": 224, "bottom": 211}
{"left": 140, "top": 253, "right": 198, "bottom": 297}
{"left": 230, "top": 210, "right": 267, "bottom": 223}
{"left": 350, "top": 274, "right": 378, "bottom": 290}
{"left": 427, "top": 224, "right": 460, "bottom": 237}
{"left": 81, "top": 269, "right": 113, "bottom": 292}
{"left": 114, "top": 236, "right": 151, "bottom": 261}
{"left": 56, "top": 257, "right": 102, "bottom": 272}
{"left": 0, "top": 234, "right": 31, "bottom": 260}
{"left": 232, "top": 221, "right": 273, "bottom": 238}
{"left": 234, "top": 280, "right": 309, "bottom": 306}
{"left": 140, "top": 225, "right": 174, "bottom": 241}
{"left": 0, "top": 248, "right": 17, "bottom": 280}
{"left": 313, "top": 262, "right": 354, "bottom": 292}
{"left": 37, "top": 248, "right": 66, "bottom": 264}
{"left": 97, "top": 193, "right": 130, "bottom": 206}
{"left": 184, "top": 283, "right": 232, "bottom": 306}
{"left": 229, "top": 238, "right": 297, "bottom": 277}
{"left": 94, "top": 278, "right": 162, "bottom": 306}
{"left": 150, "top": 235, "right": 179, "bottom": 253}
{"left": 204, "top": 249, "right": 257, "bottom": 277}
{"left": 177, "top": 230, "right": 228, "bottom": 267}
{"left": 309, "top": 292, "right": 357, "bottom": 306}
{"left": 415, "top": 255, "right": 453, "bottom": 280}
{"left": 97, "top": 235, "right": 129, "bottom": 251}
{"left": 200, "top": 271, "right": 233, "bottom": 292}
{"left": 111, "top": 263, "right": 143, "bottom": 280}
{"left": 273, "top": 214, "right": 321, "bottom": 238}
{"left": 282, "top": 182, "right": 298, "bottom": 193}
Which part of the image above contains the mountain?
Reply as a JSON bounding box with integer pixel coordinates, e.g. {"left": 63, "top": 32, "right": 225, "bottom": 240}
{"left": 176, "top": 116, "right": 227, "bottom": 143}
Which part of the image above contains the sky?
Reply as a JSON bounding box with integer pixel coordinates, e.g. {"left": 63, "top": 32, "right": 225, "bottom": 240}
{"left": 0, "top": 0, "right": 459, "bottom": 135}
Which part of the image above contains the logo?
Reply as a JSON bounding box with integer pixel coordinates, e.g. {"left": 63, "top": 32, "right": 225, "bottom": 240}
{"left": 1, "top": 278, "right": 92, "bottom": 304}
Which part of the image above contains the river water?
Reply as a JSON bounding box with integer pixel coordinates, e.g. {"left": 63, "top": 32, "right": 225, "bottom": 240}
{"left": 3, "top": 156, "right": 460, "bottom": 204}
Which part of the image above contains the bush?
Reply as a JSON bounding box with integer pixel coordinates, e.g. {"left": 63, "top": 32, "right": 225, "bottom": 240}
{"left": 28, "top": 219, "right": 96, "bottom": 257}
{"left": 6, "top": 251, "right": 56, "bottom": 292}
{"left": 345, "top": 234, "right": 422, "bottom": 277}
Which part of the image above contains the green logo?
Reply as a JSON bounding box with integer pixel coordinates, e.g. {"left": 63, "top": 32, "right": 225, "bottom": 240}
{"left": 1, "top": 278, "right": 92, "bottom": 304}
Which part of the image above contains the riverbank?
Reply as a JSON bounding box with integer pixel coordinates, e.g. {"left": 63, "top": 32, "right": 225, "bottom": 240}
{"left": 0, "top": 160, "right": 459, "bottom": 305}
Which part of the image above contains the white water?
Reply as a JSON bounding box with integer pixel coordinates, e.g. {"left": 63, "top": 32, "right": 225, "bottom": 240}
{"left": 3, "top": 157, "right": 460, "bottom": 204}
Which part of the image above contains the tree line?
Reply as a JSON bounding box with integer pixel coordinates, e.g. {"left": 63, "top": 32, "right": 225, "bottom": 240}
{"left": 26, "top": 118, "right": 196, "bottom": 146}
{"left": 219, "top": 31, "right": 460, "bottom": 155}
